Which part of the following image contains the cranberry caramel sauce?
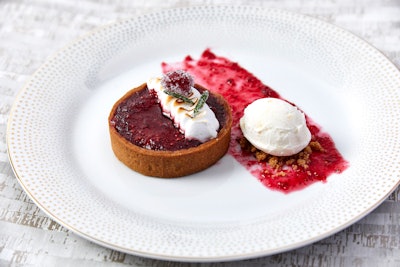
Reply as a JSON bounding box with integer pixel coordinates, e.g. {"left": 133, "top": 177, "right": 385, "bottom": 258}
{"left": 162, "top": 49, "right": 348, "bottom": 193}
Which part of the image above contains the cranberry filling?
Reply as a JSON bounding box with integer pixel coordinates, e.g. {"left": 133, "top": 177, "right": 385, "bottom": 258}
{"left": 110, "top": 86, "right": 226, "bottom": 151}
{"left": 162, "top": 49, "right": 349, "bottom": 193}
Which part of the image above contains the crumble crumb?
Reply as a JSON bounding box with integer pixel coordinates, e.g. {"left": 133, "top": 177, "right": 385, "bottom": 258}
{"left": 310, "top": 141, "right": 324, "bottom": 152}
{"left": 276, "top": 171, "right": 286, "bottom": 177}
{"left": 268, "top": 156, "right": 279, "bottom": 168}
{"left": 255, "top": 150, "right": 267, "bottom": 161}
{"left": 239, "top": 136, "right": 324, "bottom": 173}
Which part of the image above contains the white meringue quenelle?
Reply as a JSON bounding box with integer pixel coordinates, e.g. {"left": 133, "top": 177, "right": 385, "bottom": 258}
{"left": 240, "top": 98, "right": 311, "bottom": 156}
{"left": 147, "top": 77, "right": 219, "bottom": 143}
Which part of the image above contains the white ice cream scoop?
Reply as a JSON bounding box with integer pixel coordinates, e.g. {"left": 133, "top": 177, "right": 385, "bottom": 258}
{"left": 240, "top": 98, "right": 311, "bottom": 156}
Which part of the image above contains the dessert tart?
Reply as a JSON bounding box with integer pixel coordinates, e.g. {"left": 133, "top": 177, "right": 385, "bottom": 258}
{"left": 108, "top": 70, "right": 232, "bottom": 178}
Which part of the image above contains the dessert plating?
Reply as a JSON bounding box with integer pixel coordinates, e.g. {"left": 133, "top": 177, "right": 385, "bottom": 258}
{"left": 109, "top": 71, "right": 232, "bottom": 178}
{"left": 163, "top": 49, "right": 348, "bottom": 192}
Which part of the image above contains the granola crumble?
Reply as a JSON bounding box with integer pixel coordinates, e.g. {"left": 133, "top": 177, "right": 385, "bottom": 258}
{"left": 239, "top": 136, "right": 324, "bottom": 175}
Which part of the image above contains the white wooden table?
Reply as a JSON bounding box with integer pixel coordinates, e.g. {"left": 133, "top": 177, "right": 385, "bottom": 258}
{"left": 1, "top": 0, "right": 400, "bottom": 266}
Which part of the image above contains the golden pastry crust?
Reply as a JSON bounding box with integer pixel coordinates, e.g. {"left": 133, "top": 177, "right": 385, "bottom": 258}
{"left": 109, "top": 83, "right": 232, "bottom": 178}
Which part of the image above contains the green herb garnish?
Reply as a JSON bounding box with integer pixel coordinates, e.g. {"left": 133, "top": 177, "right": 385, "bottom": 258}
{"left": 193, "top": 90, "right": 209, "bottom": 117}
{"left": 164, "top": 90, "right": 194, "bottom": 105}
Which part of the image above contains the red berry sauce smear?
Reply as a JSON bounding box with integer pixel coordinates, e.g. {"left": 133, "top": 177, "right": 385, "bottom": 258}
{"left": 162, "top": 49, "right": 349, "bottom": 193}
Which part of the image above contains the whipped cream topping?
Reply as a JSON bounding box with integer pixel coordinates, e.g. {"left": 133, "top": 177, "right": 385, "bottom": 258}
{"left": 240, "top": 98, "right": 311, "bottom": 156}
{"left": 147, "top": 77, "right": 219, "bottom": 143}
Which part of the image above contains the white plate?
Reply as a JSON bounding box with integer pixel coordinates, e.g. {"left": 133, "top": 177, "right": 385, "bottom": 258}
{"left": 7, "top": 6, "right": 400, "bottom": 262}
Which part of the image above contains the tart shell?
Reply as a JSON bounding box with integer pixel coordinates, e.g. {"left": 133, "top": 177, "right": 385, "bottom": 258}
{"left": 109, "top": 83, "right": 232, "bottom": 178}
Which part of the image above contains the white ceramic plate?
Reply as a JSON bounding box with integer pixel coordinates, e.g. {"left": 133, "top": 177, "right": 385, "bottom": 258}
{"left": 7, "top": 6, "right": 400, "bottom": 262}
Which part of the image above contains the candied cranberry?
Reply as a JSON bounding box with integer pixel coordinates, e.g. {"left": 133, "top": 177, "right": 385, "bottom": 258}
{"left": 161, "top": 70, "right": 194, "bottom": 96}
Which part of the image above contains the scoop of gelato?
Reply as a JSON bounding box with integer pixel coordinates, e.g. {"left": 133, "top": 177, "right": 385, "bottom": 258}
{"left": 240, "top": 98, "right": 311, "bottom": 156}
